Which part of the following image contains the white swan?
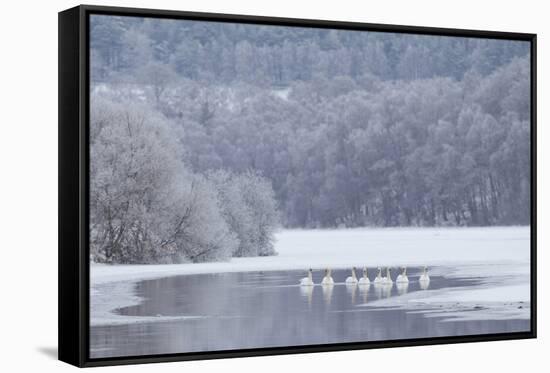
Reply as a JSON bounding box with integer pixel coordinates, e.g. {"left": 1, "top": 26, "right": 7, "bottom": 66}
{"left": 396, "top": 267, "right": 409, "bottom": 284}
{"left": 419, "top": 266, "right": 430, "bottom": 283}
{"left": 300, "top": 268, "right": 314, "bottom": 286}
{"left": 373, "top": 267, "right": 384, "bottom": 284}
{"left": 358, "top": 267, "right": 370, "bottom": 285}
{"left": 321, "top": 268, "right": 334, "bottom": 285}
{"left": 345, "top": 267, "right": 358, "bottom": 284}
{"left": 383, "top": 267, "right": 393, "bottom": 284}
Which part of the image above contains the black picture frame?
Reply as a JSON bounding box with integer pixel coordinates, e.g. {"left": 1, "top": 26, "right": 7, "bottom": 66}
{"left": 59, "top": 4, "right": 537, "bottom": 368}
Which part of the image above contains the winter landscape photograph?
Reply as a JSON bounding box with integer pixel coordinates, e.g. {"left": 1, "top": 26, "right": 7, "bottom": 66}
{"left": 88, "top": 14, "right": 531, "bottom": 358}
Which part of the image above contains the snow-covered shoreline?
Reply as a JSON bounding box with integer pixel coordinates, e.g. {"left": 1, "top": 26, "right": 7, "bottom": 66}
{"left": 91, "top": 227, "right": 531, "bottom": 326}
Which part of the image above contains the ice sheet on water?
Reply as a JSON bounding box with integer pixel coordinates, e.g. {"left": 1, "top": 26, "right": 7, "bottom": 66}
{"left": 357, "top": 262, "right": 530, "bottom": 322}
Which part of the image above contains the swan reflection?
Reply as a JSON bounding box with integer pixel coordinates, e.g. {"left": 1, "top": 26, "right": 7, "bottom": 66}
{"left": 322, "top": 283, "right": 334, "bottom": 306}
{"left": 396, "top": 282, "right": 409, "bottom": 295}
{"left": 373, "top": 282, "right": 393, "bottom": 299}
{"left": 299, "top": 284, "right": 314, "bottom": 306}
{"left": 346, "top": 283, "right": 358, "bottom": 304}
{"left": 358, "top": 283, "right": 370, "bottom": 303}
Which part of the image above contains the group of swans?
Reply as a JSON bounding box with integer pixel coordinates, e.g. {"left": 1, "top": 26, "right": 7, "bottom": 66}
{"left": 300, "top": 266, "right": 430, "bottom": 286}
{"left": 372, "top": 267, "right": 406, "bottom": 285}
{"left": 300, "top": 268, "right": 336, "bottom": 286}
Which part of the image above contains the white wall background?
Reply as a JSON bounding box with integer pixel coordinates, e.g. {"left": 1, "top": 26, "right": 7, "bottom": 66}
{"left": 0, "top": 0, "right": 545, "bottom": 371}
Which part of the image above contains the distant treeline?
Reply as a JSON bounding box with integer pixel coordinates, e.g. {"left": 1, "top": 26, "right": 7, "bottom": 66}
{"left": 91, "top": 15, "right": 531, "bottom": 233}
{"left": 90, "top": 15, "right": 528, "bottom": 85}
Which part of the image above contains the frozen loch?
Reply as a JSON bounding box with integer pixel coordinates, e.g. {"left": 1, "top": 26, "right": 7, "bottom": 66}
{"left": 90, "top": 227, "right": 530, "bottom": 358}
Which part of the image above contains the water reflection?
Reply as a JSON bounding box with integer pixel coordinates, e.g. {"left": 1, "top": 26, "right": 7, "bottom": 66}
{"left": 383, "top": 283, "right": 393, "bottom": 298}
{"left": 90, "top": 268, "right": 526, "bottom": 359}
{"left": 419, "top": 279, "right": 430, "bottom": 290}
{"left": 299, "top": 285, "right": 314, "bottom": 307}
{"left": 346, "top": 283, "right": 358, "bottom": 304}
{"left": 396, "top": 282, "right": 409, "bottom": 295}
{"left": 358, "top": 283, "right": 370, "bottom": 303}
{"left": 373, "top": 283, "right": 393, "bottom": 299}
{"left": 322, "top": 284, "right": 334, "bottom": 306}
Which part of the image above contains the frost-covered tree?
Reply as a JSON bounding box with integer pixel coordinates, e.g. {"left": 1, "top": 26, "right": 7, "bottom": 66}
{"left": 208, "top": 170, "right": 255, "bottom": 256}
{"left": 163, "top": 174, "right": 238, "bottom": 263}
{"left": 89, "top": 97, "right": 237, "bottom": 264}
{"left": 90, "top": 97, "right": 180, "bottom": 262}
{"left": 235, "top": 171, "right": 280, "bottom": 256}
{"left": 135, "top": 62, "right": 179, "bottom": 105}
{"left": 209, "top": 170, "right": 280, "bottom": 257}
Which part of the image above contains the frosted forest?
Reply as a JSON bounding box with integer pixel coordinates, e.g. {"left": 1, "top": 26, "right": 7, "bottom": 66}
{"left": 89, "top": 16, "right": 530, "bottom": 265}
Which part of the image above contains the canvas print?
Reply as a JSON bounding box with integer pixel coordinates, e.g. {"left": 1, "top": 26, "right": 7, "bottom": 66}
{"left": 88, "top": 14, "right": 531, "bottom": 359}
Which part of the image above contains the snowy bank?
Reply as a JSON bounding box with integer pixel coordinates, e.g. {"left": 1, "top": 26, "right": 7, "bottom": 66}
{"left": 92, "top": 227, "right": 529, "bottom": 284}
